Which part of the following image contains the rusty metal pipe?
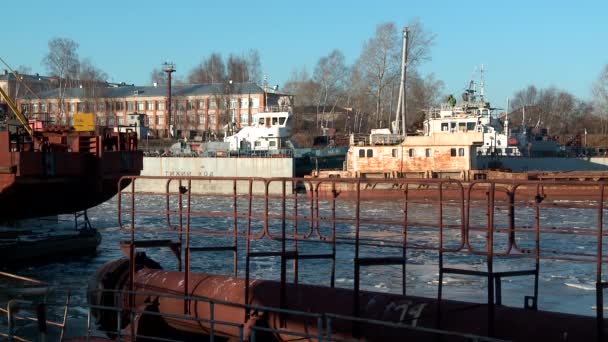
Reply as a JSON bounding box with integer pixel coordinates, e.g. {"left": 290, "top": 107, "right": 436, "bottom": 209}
{"left": 90, "top": 255, "right": 600, "bottom": 341}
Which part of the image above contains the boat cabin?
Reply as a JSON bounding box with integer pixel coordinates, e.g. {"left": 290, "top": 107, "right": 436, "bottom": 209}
{"left": 224, "top": 111, "right": 292, "bottom": 151}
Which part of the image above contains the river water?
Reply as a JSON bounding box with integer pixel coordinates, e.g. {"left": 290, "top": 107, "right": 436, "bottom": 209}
{"left": 1, "top": 192, "right": 605, "bottom": 337}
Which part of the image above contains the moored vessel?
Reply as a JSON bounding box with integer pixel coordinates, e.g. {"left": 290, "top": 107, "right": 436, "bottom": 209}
{"left": 0, "top": 85, "right": 143, "bottom": 219}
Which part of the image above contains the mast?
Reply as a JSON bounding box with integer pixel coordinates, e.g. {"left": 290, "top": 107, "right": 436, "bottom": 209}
{"left": 394, "top": 26, "right": 409, "bottom": 136}
{"left": 505, "top": 98, "right": 509, "bottom": 137}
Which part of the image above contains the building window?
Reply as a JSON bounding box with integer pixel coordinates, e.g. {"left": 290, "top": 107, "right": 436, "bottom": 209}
{"left": 252, "top": 98, "right": 259, "bottom": 109}
{"left": 137, "top": 102, "right": 145, "bottom": 111}
{"left": 40, "top": 103, "right": 47, "bottom": 113}
{"left": 450, "top": 148, "right": 457, "bottom": 157}
{"left": 199, "top": 100, "right": 206, "bottom": 109}
{"left": 157, "top": 102, "right": 165, "bottom": 110}
{"left": 97, "top": 102, "right": 104, "bottom": 112}
{"left": 240, "top": 114, "right": 249, "bottom": 125}
{"left": 147, "top": 102, "right": 154, "bottom": 111}
{"left": 459, "top": 148, "right": 465, "bottom": 156}
{"left": 359, "top": 149, "right": 365, "bottom": 158}
{"left": 208, "top": 115, "right": 217, "bottom": 126}
{"left": 49, "top": 103, "right": 56, "bottom": 113}
{"left": 425, "top": 148, "right": 431, "bottom": 157}
{"left": 199, "top": 115, "right": 206, "bottom": 125}
{"left": 240, "top": 98, "right": 249, "bottom": 108}
{"left": 230, "top": 99, "right": 237, "bottom": 109}
{"left": 69, "top": 103, "right": 76, "bottom": 112}
{"left": 127, "top": 102, "right": 134, "bottom": 111}
{"left": 77, "top": 103, "right": 85, "bottom": 112}
{"left": 115, "top": 102, "right": 124, "bottom": 111}
{"left": 408, "top": 149, "right": 414, "bottom": 157}
{"left": 366, "top": 149, "right": 373, "bottom": 158}
{"left": 156, "top": 115, "right": 164, "bottom": 125}
{"left": 392, "top": 149, "right": 398, "bottom": 157}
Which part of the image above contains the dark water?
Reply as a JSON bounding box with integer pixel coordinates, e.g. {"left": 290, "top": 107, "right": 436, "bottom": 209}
{"left": 1, "top": 194, "right": 605, "bottom": 338}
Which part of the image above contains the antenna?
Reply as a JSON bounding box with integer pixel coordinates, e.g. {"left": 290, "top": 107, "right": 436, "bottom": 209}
{"left": 480, "top": 64, "right": 485, "bottom": 102}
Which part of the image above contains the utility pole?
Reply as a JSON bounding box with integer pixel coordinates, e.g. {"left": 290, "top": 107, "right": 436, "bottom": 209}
{"left": 163, "top": 62, "right": 176, "bottom": 138}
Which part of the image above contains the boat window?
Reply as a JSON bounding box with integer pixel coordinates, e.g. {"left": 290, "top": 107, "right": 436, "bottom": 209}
{"left": 367, "top": 149, "right": 373, "bottom": 158}
{"left": 497, "top": 140, "right": 501, "bottom": 146}
{"left": 279, "top": 117, "right": 286, "bottom": 125}
{"left": 272, "top": 117, "right": 278, "bottom": 125}
{"left": 408, "top": 149, "right": 415, "bottom": 157}
{"left": 392, "top": 149, "right": 398, "bottom": 157}
{"left": 441, "top": 123, "right": 449, "bottom": 131}
{"left": 269, "top": 141, "right": 276, "bottom": 147}
{"left": 425, "top": 148, "right": 431, "bottom": 157}
{"left": 359, "top": 149, "right": 365, "bottom": 158}
{"left": 467, "top": 122, "right": 476, "bottom": 131}
{"left": 459, "top": 148, "right": 465, "bottom": 156}
{"left": 255, "top": 141, "right": 261, "bottom": 147}
{"left": 506, "top": 148, "right": 513, "bottom": 154}
{"left": 450, "top": 148, "right": 457, "bottom": 157}
{"left": 458, "top": 122, "right": 466, "bottom": 131}
{"left": 258, "top": 118, "right": 264, "bottom": 125}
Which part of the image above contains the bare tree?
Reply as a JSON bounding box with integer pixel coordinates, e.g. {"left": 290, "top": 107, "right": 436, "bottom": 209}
{"left": 78, "top": 59, "right": 108, "bottom": 123}
{"left": 283, "top": 67, "right": 319, "bottom": 106}
{"left": 246, "top": 49, "right": 262, "bottom": 84}
{"left": 356, "top": 22, "right": 400, "bottom": 127}
{"left": 150, "top": 68, "right": 167, "bottom": 85}
{"left": 189, "top": 53, "right": 226, "bottom": 84}
{"left": 407, "top": 72, "right": 443, "bottom": 128}
{"left": 313, "top": 50, "right": 348, "bottom": 129}
{"left": 227, "top": 54, "right": 250, "bottom": 82}
{"left": 593, "top": 65, "right": 608, "bottom": 134}
{"left": 43, "top": 37, "right": 80, "bottom": 123}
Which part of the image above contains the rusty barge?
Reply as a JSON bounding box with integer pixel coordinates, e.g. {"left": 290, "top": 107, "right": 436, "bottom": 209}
{"left": 4, "top": 175, "right": 608, "bottom": 341}
{"left": 0, "top": 86, "right": 143, "bottom": 219}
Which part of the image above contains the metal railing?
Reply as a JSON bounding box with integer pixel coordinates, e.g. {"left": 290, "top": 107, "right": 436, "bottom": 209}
{"left": 109, "top": 176, "right": 608, "bottom": 340}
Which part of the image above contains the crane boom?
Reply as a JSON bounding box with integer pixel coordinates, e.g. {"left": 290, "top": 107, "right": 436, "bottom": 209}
{"left": 0, "top": 85, "right": 33, "bottom": 137}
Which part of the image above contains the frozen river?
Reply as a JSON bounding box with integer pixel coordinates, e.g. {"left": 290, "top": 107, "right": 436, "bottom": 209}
{"left": 1, "top": 191, "right": 605, "bottom": 338}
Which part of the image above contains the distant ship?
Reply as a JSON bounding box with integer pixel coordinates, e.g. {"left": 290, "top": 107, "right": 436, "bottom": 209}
{"left": 0, "top": 87, "right": 143, "bottom": 219}
{"left": 306, "top": 71, "right": 608, "bottom": 197}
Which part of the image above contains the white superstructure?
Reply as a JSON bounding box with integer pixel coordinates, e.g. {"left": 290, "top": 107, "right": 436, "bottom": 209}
{"left": 224, "top": 111, "right": 293, "bottom": 151}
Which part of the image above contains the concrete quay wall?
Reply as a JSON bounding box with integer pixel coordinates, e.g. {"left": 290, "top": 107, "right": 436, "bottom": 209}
{"left": 132, "top": 157, "right": 295, "bottom": 194}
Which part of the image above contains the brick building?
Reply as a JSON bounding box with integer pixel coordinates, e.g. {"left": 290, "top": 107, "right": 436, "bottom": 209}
{"left": 17, "top": 82, "right": 292, "bottom": 138}
{"left": 0, "top": 70, "right": 57, "bottom": 117}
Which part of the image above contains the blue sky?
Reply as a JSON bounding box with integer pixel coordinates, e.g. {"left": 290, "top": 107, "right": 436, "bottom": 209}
{"left": 3, "top": 0, "right": 607, "bottom": 107}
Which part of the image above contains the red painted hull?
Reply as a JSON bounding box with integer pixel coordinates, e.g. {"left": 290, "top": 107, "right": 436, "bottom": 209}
{"left": 0, "top": 128, "right": 143, "bottom": 219}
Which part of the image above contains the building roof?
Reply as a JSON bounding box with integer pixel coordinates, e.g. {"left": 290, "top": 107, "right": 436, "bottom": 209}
{"left": 21, "top": 82, "right": 269, "bottom": 100}
{"left": 0, "top": 71, "right": 55, "bottom": 82}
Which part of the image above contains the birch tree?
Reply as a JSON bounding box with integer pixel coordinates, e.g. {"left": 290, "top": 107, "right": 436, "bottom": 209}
{"left": 43, "top": 37, "right": 79, "bottom": 123}
{"left": 313, "top": 49, "right": 348, "bottom": 129}
{"left": 593, "top": 65, "right": 608, "bottom": 134}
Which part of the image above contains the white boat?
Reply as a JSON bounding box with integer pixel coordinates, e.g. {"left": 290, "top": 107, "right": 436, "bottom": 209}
{"left": 223, "top": 111, "right": 292, "bottom": 151}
